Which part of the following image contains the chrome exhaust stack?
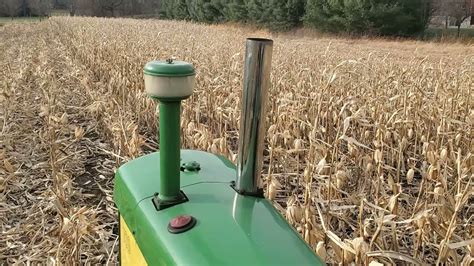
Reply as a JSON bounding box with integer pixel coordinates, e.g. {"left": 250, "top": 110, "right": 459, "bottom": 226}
{"left": 235, "top": 38, "right": 273, "bottom": 196}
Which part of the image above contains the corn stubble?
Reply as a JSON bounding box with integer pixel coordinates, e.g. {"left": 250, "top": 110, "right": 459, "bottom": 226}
{"left": 1, "top": 17, "right": 473, "bottom": 264}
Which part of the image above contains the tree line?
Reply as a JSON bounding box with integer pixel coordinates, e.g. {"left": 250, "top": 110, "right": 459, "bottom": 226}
{"left": 161, "top": 0, "right": 435, "bottom": 35}
{"left": 161, "top": 0, "right": 305, "bottom": 31}
{"left": 1, "top": 0, "right": 51, "bottom": 17}
{"left": 0, "top": 0, "right": 160, "bottom": 17}
{"left": 1, "top": 0, "right": 472, "bottom": 37}
{"left": 69, "top": 0, "right": 160, "bottom": 17}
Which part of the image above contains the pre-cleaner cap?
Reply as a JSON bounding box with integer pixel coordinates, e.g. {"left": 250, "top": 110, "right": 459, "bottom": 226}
{"left": 144, "top": 59, "right": 196, "bottom": 99}
{"left": 144, "top": 60, "right": 195, "bottom": 77}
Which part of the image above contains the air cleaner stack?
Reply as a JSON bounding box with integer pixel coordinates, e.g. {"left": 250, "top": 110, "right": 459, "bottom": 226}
{"left": 114, "top": 39, "right": 324, "bottom": 265}
{"left": 143, "top": 59, "right": 195, "bottom": 209}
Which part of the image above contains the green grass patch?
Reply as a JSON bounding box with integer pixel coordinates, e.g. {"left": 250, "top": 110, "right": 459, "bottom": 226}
{"left": 422, "top": 28, "right": 474, "bottom": 41}
{"left": 0, "top": 16, "right": 46, "bottom": 27}
{"left": 50, "top": 10, "right": 70, "bottom": 16}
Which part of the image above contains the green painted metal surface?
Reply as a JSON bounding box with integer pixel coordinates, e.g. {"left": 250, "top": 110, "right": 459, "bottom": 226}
{"left": 114, "top": 150, "right": 324, "bottom": 265}
{"left": 158, "top": 101, "right": 181, "bottom": 201}
{"left": 144, "top": 60, "right": 195, "bottom": 77}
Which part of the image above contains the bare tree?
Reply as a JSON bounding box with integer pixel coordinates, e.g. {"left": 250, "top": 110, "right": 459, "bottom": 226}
{"left": 28, "top": 0, "right": 52, "bottom": 16}
{"left": 434, "top": 0, "right": 473, "bottom": 36}
{"left": 432, "top": 0, "right": 450, "bottom": 28}
{"left": 98, "top": 0, "right": 123, "bottom": 17}
{"left": 70, "top": 0, "right": 94, "bottom": 16}
{"left": 451, "top": 0, "right": 473, "bottom": 36}
{"left": 69, "top": 0, "right": 75, "bottom": 16}
{"left": 1, "top": 0, "right": 22, "bottom": 17}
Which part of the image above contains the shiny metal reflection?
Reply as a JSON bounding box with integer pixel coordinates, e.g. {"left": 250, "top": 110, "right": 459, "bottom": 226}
{"left": 235, "top": 38, "right": 273, "bottom": 196}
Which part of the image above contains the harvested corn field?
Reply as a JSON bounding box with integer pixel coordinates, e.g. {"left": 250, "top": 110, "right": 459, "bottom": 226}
{"left": 1, "top": 17, "right": 473, "bottom": 265}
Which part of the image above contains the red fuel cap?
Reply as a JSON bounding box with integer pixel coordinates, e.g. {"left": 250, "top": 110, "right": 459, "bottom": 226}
{"left": 168, "top": 215, "right": 196, "bottom": 234}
